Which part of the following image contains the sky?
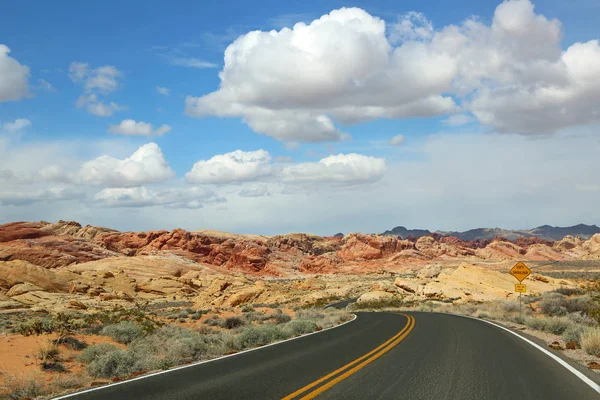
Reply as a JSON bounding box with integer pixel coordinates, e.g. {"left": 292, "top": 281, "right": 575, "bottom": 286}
{"left": 1, "top": 0, "right": 600, "bottom": 235}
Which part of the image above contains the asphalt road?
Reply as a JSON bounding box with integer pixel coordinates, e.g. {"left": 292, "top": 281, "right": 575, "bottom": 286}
{"left": 58, "top": 312, "right": 600, "bottom": 400}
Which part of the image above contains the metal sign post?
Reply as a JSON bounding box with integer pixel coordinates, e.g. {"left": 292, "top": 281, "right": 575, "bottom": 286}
{"left": 511, "top": 265, "right": 530, "bottom": 319}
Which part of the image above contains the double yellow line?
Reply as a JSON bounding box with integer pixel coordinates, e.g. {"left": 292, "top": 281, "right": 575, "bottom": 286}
{"left": 282, "top": 314, "right": 415, "bottom": 400}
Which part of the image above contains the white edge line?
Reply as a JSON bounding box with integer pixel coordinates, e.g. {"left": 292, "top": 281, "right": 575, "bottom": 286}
{"left": 52, "top": 314, "right": 358, "bottom": 399}
{"left": 447, "top": 313, "right": 600, "bottom": 394}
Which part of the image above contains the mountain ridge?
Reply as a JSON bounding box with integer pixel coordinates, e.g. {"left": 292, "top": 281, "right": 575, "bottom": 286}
{"left": 382, "top": 224, "right": 600, "bottom": 241}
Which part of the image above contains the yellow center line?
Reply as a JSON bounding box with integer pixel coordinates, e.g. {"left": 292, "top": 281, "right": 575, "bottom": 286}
{"left": 281, "top": 314, "right": 415, "bottom": 400}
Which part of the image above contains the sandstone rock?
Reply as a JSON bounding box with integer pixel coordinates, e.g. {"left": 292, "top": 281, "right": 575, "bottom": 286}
{"left": 371, "top": 281, "right": 396, "bottom": 293}
{"left": 549, "top": 341, "right": 564, "bottom": 350}
{"left": 417, "top": 265, "right": 442, "bottom": 279}
{"left": 69, "top": 281, "right": 90, "bottom": 294}
{"left": 588, "top": 362, "right": 600, "bottom": 370}
{"left": 532, "top": 274, "right": 550, "bottom": 283}
{"left": 394, "top": 278, "right": 418, "bottom": 293}
{"left": 227, "top": 285, "right": 265, "bottom": 307}
{"left": 68, "top": 299, "right": 87, "bottom": 310}
{"left": 565, "top": 341, "right": 578, "bottom": 350}
{"left": 7, "top": 282, "right": 43, "bottom": 297}
{"left": 294, "top": 278, "right": 326, "bottom": 291}
{"left": 357, "top": 291, "right": 396, "bottom": 303}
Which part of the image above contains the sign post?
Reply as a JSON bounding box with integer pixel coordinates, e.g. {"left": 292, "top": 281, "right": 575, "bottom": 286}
{"left": 510, "top": 261, "right": 531, "bottom": 317}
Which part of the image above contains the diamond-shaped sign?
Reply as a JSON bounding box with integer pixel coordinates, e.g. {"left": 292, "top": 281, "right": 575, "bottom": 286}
{"left": 510, "top": 261, "right": 531, "bottom": 283}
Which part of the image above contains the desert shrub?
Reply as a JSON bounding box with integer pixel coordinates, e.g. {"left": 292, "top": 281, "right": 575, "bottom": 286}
{"left": 564, "top": 295, "right": 591, "bottom": 313}
{"left": 351, "top": 297, "right": 404, "bottom": 310}
{"left": 477, "top": 312, "right": 490, "bottom": 319}
{"left": 87, "top": 349, "right": 136, "bottom": 378}
{"left": 581, "top": 328, "right": 600, "bottom": 356}
{"left": 271, "top": 311, "right": 292, "bottom": 325}
{"left": 544, "top": 317, "right": 572, "bottom": 335}
{"left": 241, "top": 304, "right": 254, "bottom": 313}
{"left": 282, "top": 320, "right": 318, "bottom": 336}
{"left": 77, "top": 343, "right": 120, "bottom": 364}
{"left": 101, "top": 321, "right": 144, "bottom": 344}
{"left": 553, "top": 287, "right": 586, "bottom": 296}
{"left": 54, "top": 336, "right": 88, "bottom": 350}
{"left": 167, "top": 314, "right": 178, "bottom": 320}
{"left": 178, "top": 311, "right": 189, "bottom": 319}
{"left": 223, "top": 317, "right": 245, "bottom": 329}
{"left": 522, "top": 295, "right": 541, "bottom": 304}
{"left": 3, "top": 373, "right": 47, "bottom": 400}
{"left": 204, "top": 317, "right": 224, "bottom": 327}
{"left": 524, "top": 316, "right": 548, "bottom": 331}
{"left": 562, "top": 325, "right": 585, "bottom": 345}
{"left": 51, "top": 374, "right": 90, "bottom": 390}
{"left": 500, "top": 300, "right": 520, "bottom": 313}
{"left": 540, "top": 293, "right": 567, "bottom": 316}
{"left": 295, "top": 309, "right": 325, "bottom": 321}
{"left": 184, "top": 308, "right": 195, "bottom": 314}
{"left": 567, "top": 311, "right": 598, "bottom": 326}
{"left": 190, "top": 312, "right": 203, "bottom": 320}
{"left": 16, "top": 317, "right": 56, "bottom": 336}
{"left": 41, "top": 361, "right": 67, "bottom": 372}
{"left": 37, "top": 343, "right": 60, "bottom": 363}
{"left": 232, "top": 325, "right": 288, "bottom": 350}
{"left": 128, "top": 325, "right": 209, "bottom": 370}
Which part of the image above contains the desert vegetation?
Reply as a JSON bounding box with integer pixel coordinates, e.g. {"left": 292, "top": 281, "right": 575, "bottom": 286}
{"left": 0, "top": 304, "right": 351, "bottom": 399}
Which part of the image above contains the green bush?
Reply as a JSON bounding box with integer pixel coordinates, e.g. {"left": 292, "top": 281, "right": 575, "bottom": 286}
{"left": 223, "top": 317, "right": 245, "bottom": 329}
{"left": 232, "top": 325, "right": 289, "bottom": 350}
{"left": 16, "top": 318, "right": 56, "bottom": 336}
{"left": 553, "top": 287, "right": 585, "bottom": 296}
{"left": 540, "top": 293, "right": 567, "bottom": 316}
{"left": 54, "top": 336, "right": 88, "bottom": 350}
{"left": 87, "top": 350, "right": 136, "bottom": 378}
{"left": 271, "top": 311, "right": 292, "bottom": 324}
{"left": 282, "top": 320, "right": 318, "bottom": 336}
{"left": 241, "top": 305, "right": 254, "bottom": 313}
{"left": 101, "top": 321, "right": 144, "bottom": 344}
{"left": 544, "top": 317, "right": 572, "bottom": 335}
{"left": 562, "top": 326, "right": 584, "bottom": 345}
{"left": 190, "top": 312, "right": 203, "bottom": 320}
{"left": 350, "top": 297, "right": 404, "bottom": 310}
{"left": 77, "top": 343, "right": 120, "bottom": 364}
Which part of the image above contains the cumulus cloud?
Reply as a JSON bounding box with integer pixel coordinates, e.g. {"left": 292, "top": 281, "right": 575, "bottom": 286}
{"left": 108, "top": 120, "right": 172, "bottom": 136}
{"left": 0, "top": 44, "right": 30, "bottom": 102}
{"left": 186, "top": 0, "right": 600, "bottom": 138}
{"left": 185, "top": 150, "right": 274, "bottom": 184}
{"left": 79, "top": 143, "right": 174, "bottom": 187}
{"left": 443, "top": 114, "right": 476, "bottom": 126}
{"left": 156, "top": 86, "right": 170, "bottom": 96}
{"left": 70, "top": 62, "right": 125, "bottom": 116}
{"left": 239, "top": 185, "right": 270, "bottom": 197}
{"left": 185, "top": 149, "right": 386, "bottom": 187}
{"left": 94, "top": 186, "right": 225, "bottom": 209}
{"left": 389, "top": 134, "right": 405, "bottom": 146}
{"left": 282, "top": 153, "right": 387, "bottom": 184}
{"left": 2, "top": 118, "right": 31, "bottom": 133}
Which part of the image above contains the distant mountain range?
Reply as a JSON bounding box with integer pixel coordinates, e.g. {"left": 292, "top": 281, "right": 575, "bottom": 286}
{"left": 382, "top": 224, "right": 600, "bottom": 241}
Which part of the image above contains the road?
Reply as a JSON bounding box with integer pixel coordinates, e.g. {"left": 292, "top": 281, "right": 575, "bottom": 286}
{"left": 58, "top": 312, "right": 600, "bottom": 400}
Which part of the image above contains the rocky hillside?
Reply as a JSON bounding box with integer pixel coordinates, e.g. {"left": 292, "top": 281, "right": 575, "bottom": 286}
{"left": 383, "top": 223, "right": 600, "bottom": 241}
{"left": 1, "top": 220, "right": 599, "bottom": 313}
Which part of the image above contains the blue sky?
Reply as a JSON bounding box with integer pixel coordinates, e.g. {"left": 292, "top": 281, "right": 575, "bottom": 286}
{"left": 1, "top": 0, "right": 599, "bottom": 234}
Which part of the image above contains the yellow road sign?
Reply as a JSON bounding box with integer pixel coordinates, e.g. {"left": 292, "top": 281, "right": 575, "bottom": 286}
{"left": 510, "top": 261, "right": 531, "bottom": 282}
{"left": 515, "top": 284, "right": 526, "bottom": 293}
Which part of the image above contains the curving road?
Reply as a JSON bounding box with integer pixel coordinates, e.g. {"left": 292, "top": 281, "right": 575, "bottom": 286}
{"left": 56, "top": 312, "right": 600, "bottom": 400}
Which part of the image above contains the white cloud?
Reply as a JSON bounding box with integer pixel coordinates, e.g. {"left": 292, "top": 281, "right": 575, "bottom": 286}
{"left": 185, "top": 149, "right": 386, "bottom": 187}
{"left": 443, "top": 114, "right": 476, "bottom": 126}
{"left": 186, "top": 0, "right": 600, "bottom": 138}
{"left": 389, "top": 134, "right": 405, "bottom": 146}
{"left": 274, "top": 156, "right": 293, "bottom": 163}
{"left": 70, "top": 62, "right": 125, "bottom": 116}
{"left": 239, "top": 185, "right": 270, "bottom": 197}
{"left": 2, "top": 118, "right": 31, "bottom": 133}
{"left": 69, "top": 62, "right": 122, "bottom": 94}
{"left": 167, "top": 57, "right": 217, "bottom": 68}
{"left": 388, "top": 12, "right": 434, "bottom": 44}
{"left": 156, "top": 86, "right": 170, "bottom": 96}
{"left": 79, "top": 143, "right": 174, "bottom": 187}
{"left": 0, "top": 188, "right": 84, "bottom": 206}
{"left": 108, "top": 120, "right": 172, "bottom": 136}
{"left": 282, "top": 153, "right": 387, "bottom": 185}
{"left": 37, "top": 79, "right": 55, "bottom": 92}
{"left": 76, "top": 94, "right": 125, "bottom": 117}
{"left": 0, "top": 44, "right": 30, "bottom": 102}
{"left": 94, "top": 186, "right": 225, "bottom": 209}
{"left": 185, "top": 150, "right": 274, "bottom": 184}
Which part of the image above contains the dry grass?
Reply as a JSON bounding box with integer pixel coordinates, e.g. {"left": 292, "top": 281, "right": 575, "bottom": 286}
{"left": 0, "top": 372, "right": 48, "bottom": 400}
{"left": 581, "top": 328, "right": 600, "bottom": 356}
